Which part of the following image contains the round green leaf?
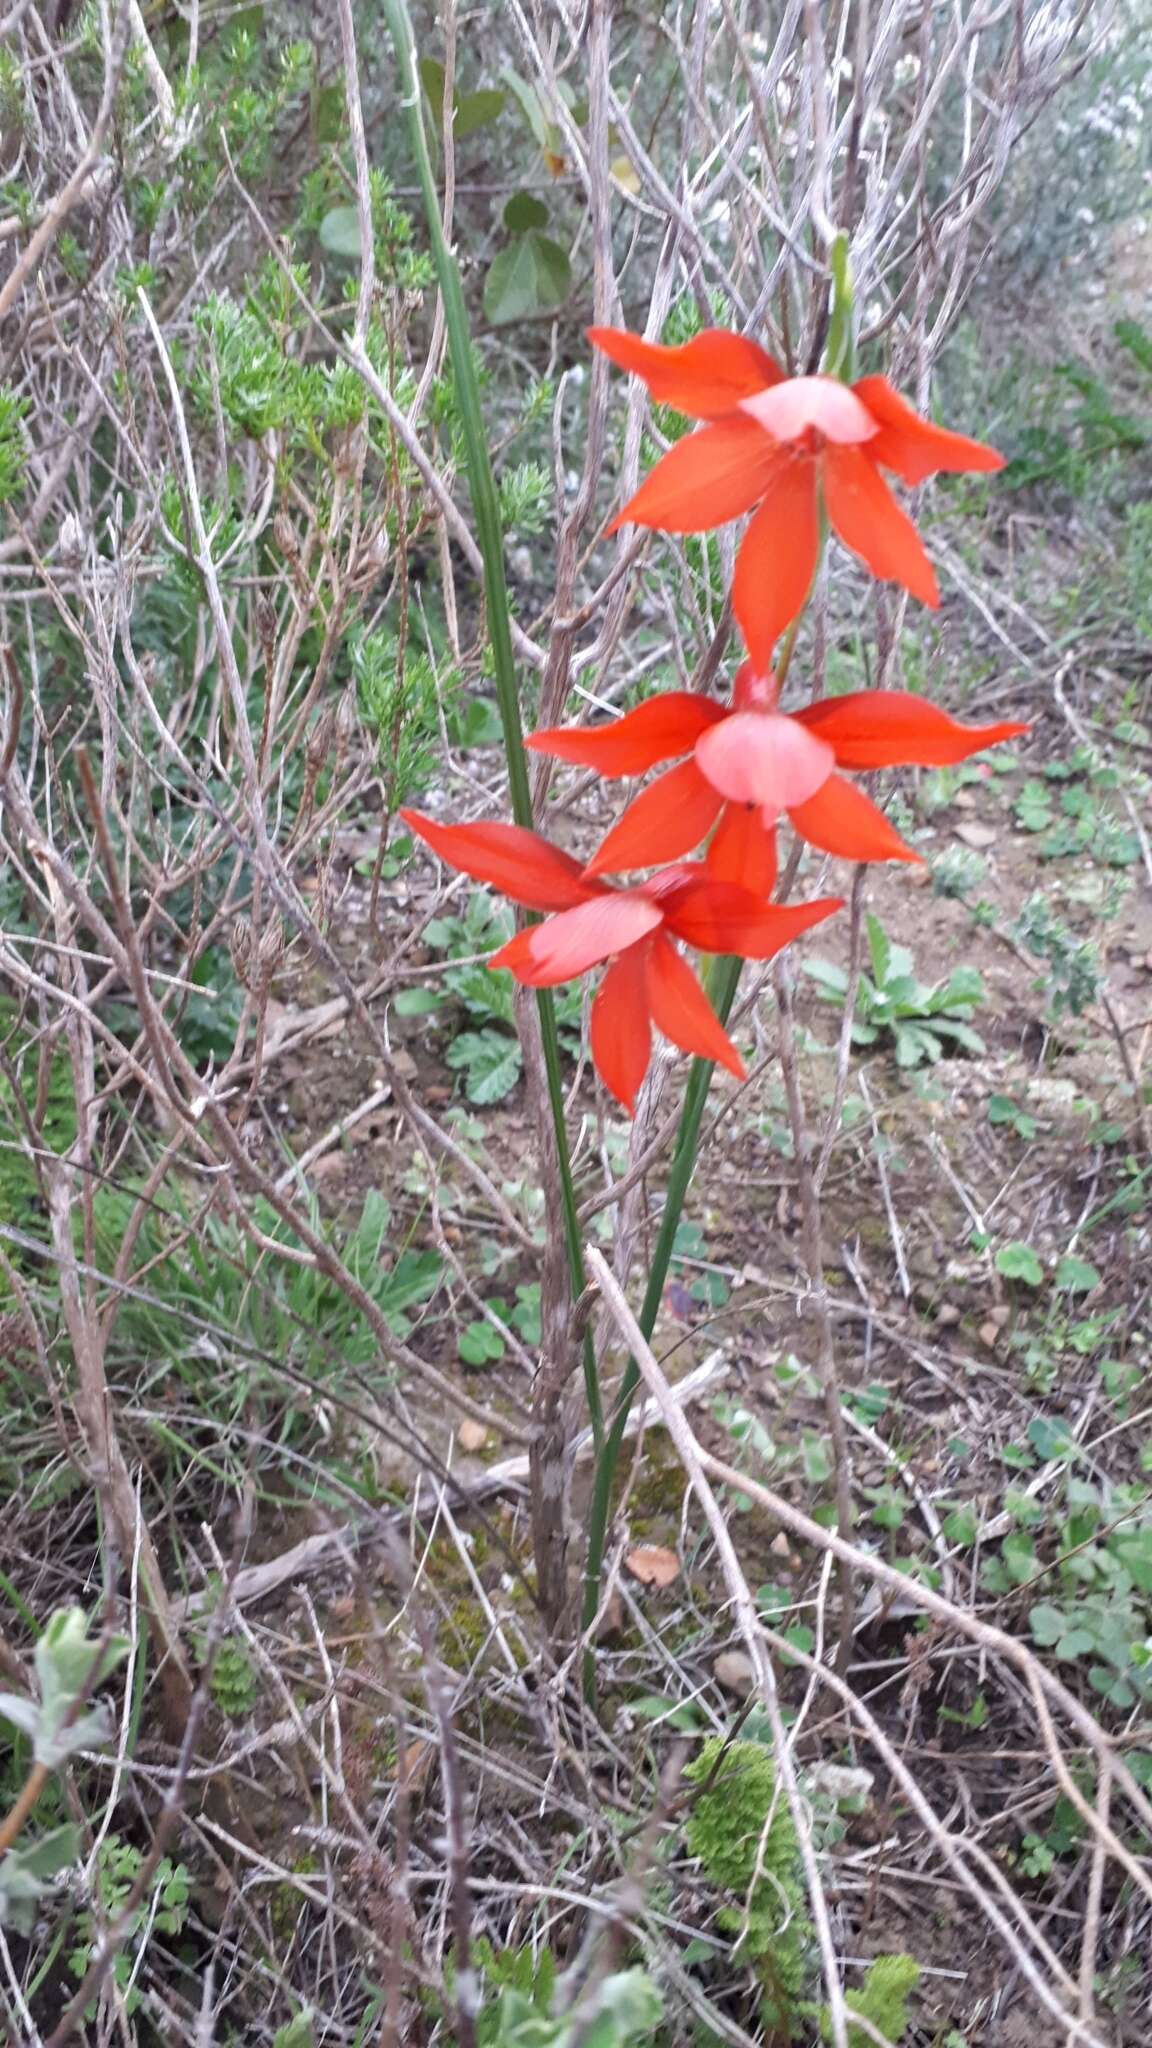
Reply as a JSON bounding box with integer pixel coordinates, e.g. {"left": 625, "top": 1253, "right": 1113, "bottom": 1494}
{"left": 1055, "top": 1254, "right": 1101, "bottom": 1294}
{"left": 503, "top": 190, "right": 549, "bottom": 232}
{"left": 458, "top": 1320, "right": 505, "bottom": 1366}
{"left": 995, "top": 1241, "right": 1044, "bottom": 1286}
{"left": 318, "top": 206, "right": 362, "bottom": 260}
{"left": 1028, "top": 1603, "right": 1065, "bottom": 1646}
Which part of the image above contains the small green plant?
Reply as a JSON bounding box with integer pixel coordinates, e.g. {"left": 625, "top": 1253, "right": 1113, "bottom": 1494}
{"left": 930, "top": 844, "right": 988, "bottom": 900}
{"left": 0, "top": 1608, "right": 129, "bottom": 1769}
{"left": 1013, "top": 754, "right": 1140, "bottom": 866}
{"left": 458, "top": 1284, "right": 541, "bottom": 1366}
{"left": 981, "top": 1474, "right": 1152, "bottom": 1711}
{"left": 398, "top": 893, "right": 581, "bottom": 1104}
{"left": 439, "top": 1937, "right": 662, "bottom": 2046}
{"left": 272, "top": 2013, "right": 316, "bottom": 2048}
{"left": 0, "top": 1608, "right": 130, "bottom": 1932}
{"left": 0, "top": 1007, "right": 78, "bottom": 1236}
{"left": 484, "top": 192, "right": 572, "bottom": 326}
{"left": 822, "top": 1953, "right": 920, "bottom": 2047}
{"left": 988, "top": 1093, "right": 1038, "bottom": 1140}
{"left": 995, "top": 1241, "right": 1044, "bottom": 1287}
{"left": 1014, "top": 1796, "right": 1084, "bottom": 1878}
{"left": 67, "top": 1834, "right": 191, "bottom": 2016}
{"left": 355, "top": 630, "right": 443, "bottom": 822}
{"left": 1003, "top": 321, "right": 1150, "bottom": 494}
{"left": 684, "top": 1737, "right": 813, "bottom": 2036}
{"left": 1013, "top": 893, "right": 1103, "bottom": 1018}
{"left": 210, "top": 1639, "right": 258, "bottom": 1719}
{"left": 806, "top": 916, "right": 986, "bottom": 1067}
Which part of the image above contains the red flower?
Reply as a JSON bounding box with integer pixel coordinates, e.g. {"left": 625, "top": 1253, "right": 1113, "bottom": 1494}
{"left": 589, "top": 325, "right": 1005, "bottom": 670}
{"left": 528, "top": 667, "right": 1027, "bottom": 885}
{"left": 401, "top": 809, "right": 841, "bottom": 1113}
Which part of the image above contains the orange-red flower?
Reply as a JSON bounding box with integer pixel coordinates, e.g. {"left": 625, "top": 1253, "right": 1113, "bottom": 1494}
{"left": 528, "top": 667, "right": 1027, "bottom": 887}
{"left": 402, "top": 809, "right": 841, "bottom": 1112}
{"left": 589, "top": 325, "right": 1005, "bottom": 670}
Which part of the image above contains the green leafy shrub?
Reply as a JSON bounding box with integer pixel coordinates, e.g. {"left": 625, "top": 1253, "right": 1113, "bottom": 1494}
{"left": 0, "top": 386, "right": 28, "bottom": 505}
{"left": 822, "top": 1953, "right": 920, "bottom": 2047}
{"left": 684, "top": 1738, "right": 812, "bottom": 2036}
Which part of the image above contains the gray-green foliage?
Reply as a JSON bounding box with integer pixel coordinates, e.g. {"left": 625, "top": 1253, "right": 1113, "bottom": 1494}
{"left": 684, "top": 1738, "right": 812, "bottom": 2037}
{"left": 0, "top": 1610, "right": 130, "bottom": 1934}
{"left": 0, "top": 1826, "right": 82, "bottom": 1936}
{"left": 806, "top": 915, "right": 986, "bottom": 1067}
{"left": 1013, "top": 894, "right": 1102, "bottom": 1018}
{"left": 0, "top": 1607, "right": 129, "bottom": 1768}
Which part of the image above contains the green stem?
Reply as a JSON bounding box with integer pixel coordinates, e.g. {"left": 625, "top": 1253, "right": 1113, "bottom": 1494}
{"left": 383, "top": 0, "right": 601, "bottom": 1442}
{"left": 582, "top": 242, "right": 860, "bottom": 1674}
{"left": 581, "top": 953, "right": 743, "bottom": 1655}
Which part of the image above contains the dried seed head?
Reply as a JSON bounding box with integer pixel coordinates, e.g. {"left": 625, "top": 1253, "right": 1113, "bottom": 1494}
{"left": 305, "top": 703, "right": 337, "bottom": 778}
{"left": 358, "top": 525, "right": 390, "bottom": 579}
{"left": 229, "top": 914, "right": 254, "bottom": 989}
{"left": 333, "top": 686, "right": 357, "bottom": 769}
{"left": 0, "top": 1312, "right": 33, "bottom": 1366}
{"left": 256, "top": 915, "right": 285, "bottom": 981}
{"left": 58, "top": 513, "right": 85, "bottom": 566}
{"left": 331, "top": 421, "right": 367, "bottom": 480}
{"left": 273, "top": 513, "right": 299, "bottom": 564}
{"left": 256, "top": 593, "right": 278, "bottom": 647}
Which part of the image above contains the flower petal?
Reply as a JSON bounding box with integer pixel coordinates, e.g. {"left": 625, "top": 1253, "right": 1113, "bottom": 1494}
{"left": 591, "top": 946, "right": 653, "bottom": 1113}
{"left": 821, "top": 445, "right": 939, "bottom": 607}
{"left": 732, "top": 459, "right": 820, "bottom": 670}
{"left": 695, "top": 709, "right": 834, "bottom": 811}
{"left": 787, "top": 773, "right": 921, "bottom": 864}
{"left": 740, "top": 375, "right": 878, "bottom": 445}
{"left": 793, "top": 690, "right": 1029, "bottom": 768}
{"left": 607, "top": 416, "right": 781, "bottom": 535}
{"left": 645, "top": 931, "right": 745, "bottom": 1079}
{"left": 588, "top": 325, "right": 783, "bottom": 420}
{"left": 584, "top": 760, "right": 723, "bottom": 877}
{"left": 401, "top": 810, "right": 594, "bottom": 911}
{"left": 489, "top": 893, "right": 662, "bottom": 985}
{"left": 853, "top": 376, "right": 1005, "bottom": 485}
{"left": 705, "top": 802, "right": 779, "bottom": 899}
{"left": 657, "top": 869, "right": 842, "bottom": 956}
{"left": 527, "top": 691, "right": 726, "bottom": 777}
